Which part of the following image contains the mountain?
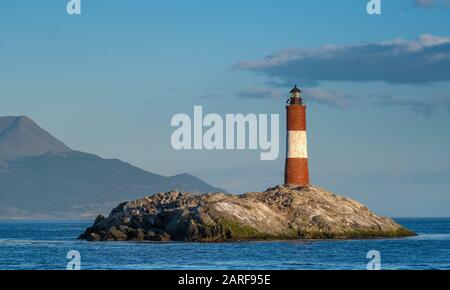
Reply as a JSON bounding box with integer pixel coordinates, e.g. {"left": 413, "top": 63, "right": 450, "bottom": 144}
{"left": 0, "top": 116, "right": 71, "bottom": 161}
{"left": 0, "top": 116, "right": 224, "bottom": 219}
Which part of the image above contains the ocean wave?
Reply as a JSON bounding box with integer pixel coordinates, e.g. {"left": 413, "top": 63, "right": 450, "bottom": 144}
{"left": 408, "top": 233, "right": 450, "bottom": 240}
{"left": 0, "top": 239, "right": 75, "bottom": 245}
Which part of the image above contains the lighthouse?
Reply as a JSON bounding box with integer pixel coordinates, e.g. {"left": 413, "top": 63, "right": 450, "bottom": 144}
{"left": 284, "top": 85, "right": 310, "bottom": 186}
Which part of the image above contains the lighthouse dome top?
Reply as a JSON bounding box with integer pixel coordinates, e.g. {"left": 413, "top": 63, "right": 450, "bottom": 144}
{"left": 288, "top": 85, "right": 303, "bottom": 106}
{"left": 290, "top": 85, "right": 302, "bottom": 94}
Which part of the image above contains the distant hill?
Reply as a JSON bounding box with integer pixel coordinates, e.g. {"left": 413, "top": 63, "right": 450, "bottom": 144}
{"left": 0, "top": 116, "right": 224, "bottom": 219}
{"left": 0, "top": 116, "right": 71, "bottom": 160}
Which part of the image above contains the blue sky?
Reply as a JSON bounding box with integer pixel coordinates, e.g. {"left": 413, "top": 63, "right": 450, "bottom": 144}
{"left": 1, "top": 0, "right": 450, "bottom": 217}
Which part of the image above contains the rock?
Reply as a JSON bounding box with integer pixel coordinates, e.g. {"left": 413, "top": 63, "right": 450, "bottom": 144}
{"left": 78, "top": 185, "right": 415, "bottom": 242}
{"left": 86, "top": 232, "right": 101, "bottom": 241}
{"left": 108, "top": 226, "right": 128, "bottom": 241}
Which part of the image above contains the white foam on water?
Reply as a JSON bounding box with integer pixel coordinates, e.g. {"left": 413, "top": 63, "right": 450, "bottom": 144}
{"left": 0, "top": 239, "right": 72, "bottom": 245}
{"left": 408, "top": 233, "right": 450, "bottom": 240}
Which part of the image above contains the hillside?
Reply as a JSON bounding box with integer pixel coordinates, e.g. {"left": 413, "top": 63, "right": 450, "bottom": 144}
{"left": 0, "top": 116, "right": 224, "bottom": 219}
{"left": 0, "top": 116, "right": 70, "bottom": 161}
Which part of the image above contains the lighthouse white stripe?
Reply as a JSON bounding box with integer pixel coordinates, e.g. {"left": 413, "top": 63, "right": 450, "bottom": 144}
{"left": 287, "top": 131, "right": 308, "bottom": 158}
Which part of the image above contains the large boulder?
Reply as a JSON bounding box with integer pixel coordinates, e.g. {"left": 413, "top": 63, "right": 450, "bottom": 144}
{"left": 79, "top": 185, "right": 415, "bottom": 242}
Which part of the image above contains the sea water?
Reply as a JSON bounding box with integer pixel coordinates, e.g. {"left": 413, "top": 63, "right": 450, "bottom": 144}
{"left": 0, "top": 218, "right": 449, "bottom": 270}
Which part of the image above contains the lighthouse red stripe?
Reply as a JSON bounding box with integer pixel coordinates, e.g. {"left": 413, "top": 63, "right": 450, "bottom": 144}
{"left": 286, "top": 105, "right": 306, "bottom": 131}
{"left": 284, "top": 158, "right": 310, "bottom": 185}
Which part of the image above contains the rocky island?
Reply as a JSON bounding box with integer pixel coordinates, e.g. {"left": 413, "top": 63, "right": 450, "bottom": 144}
{"left": 79, "top": 185, "right": 415, "bottom": 242}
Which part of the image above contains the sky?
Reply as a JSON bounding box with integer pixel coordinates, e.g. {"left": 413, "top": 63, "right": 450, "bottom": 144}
{"left": 1, "top": 0, "right": 450, "bottom": 217}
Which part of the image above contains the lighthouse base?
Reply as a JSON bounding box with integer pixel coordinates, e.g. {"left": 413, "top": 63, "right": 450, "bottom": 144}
{"left": 284, "top": 158, "right": 310, "bottom": 186}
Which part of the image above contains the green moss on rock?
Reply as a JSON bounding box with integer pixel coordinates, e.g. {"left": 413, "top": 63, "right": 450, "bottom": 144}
{"left": 218, "top": 218, "right": 300, "bottom": 241}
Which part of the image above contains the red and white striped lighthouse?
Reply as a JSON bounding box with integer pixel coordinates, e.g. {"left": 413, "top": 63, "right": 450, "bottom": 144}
{"left": 284, "top": 85, "right": 310, "bottom": 186}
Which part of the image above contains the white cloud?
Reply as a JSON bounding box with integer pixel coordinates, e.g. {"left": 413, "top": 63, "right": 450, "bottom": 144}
{"left": 415, "top": 0, "right": 435, "bottom": 7}
{"left": 237, "top": 87, "right": 283, "bottom": 100}
{"left": 414, "top": 0, "right": 450, "bottom": 6}
{"left": 234, "top": 34, "right": 450, "bottom": 85}
{"left": 302, "top": 88, "right": 354, "bottom": 108}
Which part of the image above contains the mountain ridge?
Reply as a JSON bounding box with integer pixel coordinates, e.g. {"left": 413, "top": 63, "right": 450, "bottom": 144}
{"left": 0, "top": 116, "right": 71, "bottom": 161}
{"left": 0, "top": 116, "right": 225, "bottom": 219}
